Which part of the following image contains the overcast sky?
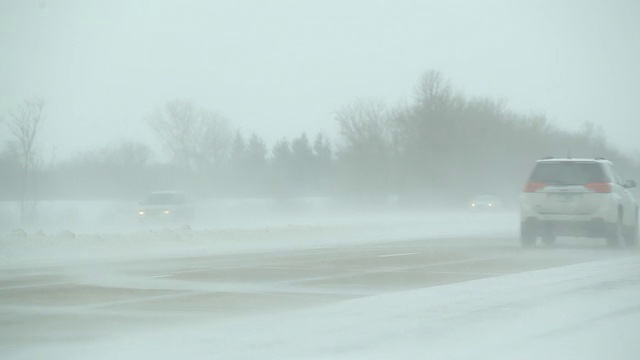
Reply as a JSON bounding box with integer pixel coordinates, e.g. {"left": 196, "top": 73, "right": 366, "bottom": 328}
{"left": 1, "top": 0, "right": 639, "bottom": 159}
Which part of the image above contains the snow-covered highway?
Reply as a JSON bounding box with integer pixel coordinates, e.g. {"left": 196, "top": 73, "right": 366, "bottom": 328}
{"left": 1, "top": 210, "right": 639, "bottom": 359}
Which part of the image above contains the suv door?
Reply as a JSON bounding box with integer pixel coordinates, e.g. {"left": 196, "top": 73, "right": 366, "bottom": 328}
{"left": 607, "top": 164, "right": 638, "bottom": 227}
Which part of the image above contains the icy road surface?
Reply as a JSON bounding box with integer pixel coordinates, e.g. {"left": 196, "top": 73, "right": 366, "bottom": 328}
{"left": 1, "top": 211, "right": 640, "bottom": 359}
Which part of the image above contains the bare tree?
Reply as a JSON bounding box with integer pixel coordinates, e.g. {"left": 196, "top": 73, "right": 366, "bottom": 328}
{"left": 7, "top": 98, "right": 45, "bottom": 225}
{"left": 335, "top": 99, "right": 398, "bottom": 197}
{"left": 578, "top": 121, "right": 607, "bottom": 156}
{"left": 414, "top": 70, "right": 454, "bottom": 110}
{"left": 336, "top": 99, "right": 395, "bottom": 151}
{"left": 148, "top": 99, "right": 232, "bottom": 171}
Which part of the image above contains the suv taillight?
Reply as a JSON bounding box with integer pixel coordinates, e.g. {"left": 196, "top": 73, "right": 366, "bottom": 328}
{"left": 524, "top": 182, "right": 546, "bottom": 192}
{"left": 584, "top": 182, "right": 612, "bottom": 193}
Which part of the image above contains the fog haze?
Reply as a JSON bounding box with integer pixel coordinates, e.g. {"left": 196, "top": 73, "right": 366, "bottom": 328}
{"left": 4, "top": 3, "right": 640, "bottom": 358}
{"left": 2, "top": 0, "right": 639, "bottom": 157}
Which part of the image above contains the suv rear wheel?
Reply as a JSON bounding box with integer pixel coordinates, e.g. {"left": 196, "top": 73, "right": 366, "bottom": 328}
{"left": 521, "top": 223, "right": 536, "bottom": 247}
{"left": 624, "top": 210, "right": 639, "bottom": 247}
{"left": 606, "top": 213, "right": 624, "bottom": 248}
{"left": 541, "top": 233, "right": 556, "bottom": 246}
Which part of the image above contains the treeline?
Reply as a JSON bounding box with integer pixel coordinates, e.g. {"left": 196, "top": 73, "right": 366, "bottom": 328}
{"left": 336, "top": 71, "right": 639, "bottom": 204}
{"left": 2, "top": 70, "right": 639, "bottom": 209}
{"left": 0, "top": 132, "right": 334, "bottom": 201}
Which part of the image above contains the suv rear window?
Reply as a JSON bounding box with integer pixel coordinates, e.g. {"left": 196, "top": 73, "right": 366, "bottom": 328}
{"left": 529, "top": 162, "right": 609, "bottom": 185}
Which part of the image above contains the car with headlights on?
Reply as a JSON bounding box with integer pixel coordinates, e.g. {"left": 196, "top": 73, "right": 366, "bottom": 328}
{"left": 137, "top": 191, "right": 194, "bottom": 222}
{"left": 470, "top": 195, "right": 502, "bottom": 210}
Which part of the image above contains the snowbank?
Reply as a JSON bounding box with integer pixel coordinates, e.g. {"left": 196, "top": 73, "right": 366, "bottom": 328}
{"left": 0, "top": 209, "right": 518, "bottom": 269}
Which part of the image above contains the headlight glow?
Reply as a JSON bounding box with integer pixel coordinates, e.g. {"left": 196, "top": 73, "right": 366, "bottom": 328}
{"left": 164, "top": 210, "right": 171, "bottom": 214}
{"left": 138, "top": 210, "right": 145, "bottom": 215}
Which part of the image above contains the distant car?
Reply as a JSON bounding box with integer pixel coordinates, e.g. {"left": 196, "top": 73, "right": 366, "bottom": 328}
{"left": 519, "top": 158, "right": 638, "bottom": 247}
{"left": 470, "top": 195, "right": 502, "bottom": 209}
{"left": 137, "top": 191, "right": 195, "bottom": 222}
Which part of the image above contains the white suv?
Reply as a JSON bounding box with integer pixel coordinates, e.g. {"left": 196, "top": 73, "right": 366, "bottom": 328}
{"left": 520, "top": 158, "right": 638, "bottom": 247}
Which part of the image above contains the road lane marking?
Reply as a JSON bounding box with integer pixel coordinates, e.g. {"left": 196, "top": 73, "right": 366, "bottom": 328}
{"left": 257, "top": 266, "right": 316, "bottom": 270}
{"left": 377, "top": 252, "right": 419, "bottom": 258}
{"left": 0, "top": 282, "right": 75, "bottom": 290}
{"left": 424, "top": 255, "right": 508, "bottom": 267}
{"left": 424, "top": 271, "right": 502, "bottom": 276}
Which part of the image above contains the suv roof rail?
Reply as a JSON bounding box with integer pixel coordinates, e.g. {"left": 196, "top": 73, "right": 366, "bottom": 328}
{"left": 541, "top": 156, "right": 554, "bottom": 160}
